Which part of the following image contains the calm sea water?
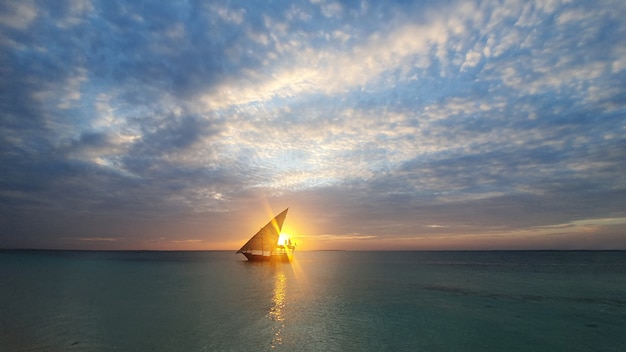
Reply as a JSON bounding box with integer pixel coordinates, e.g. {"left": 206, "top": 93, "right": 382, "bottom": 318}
{"left": 1, "top": 250, "right": 625, "bottom": 351}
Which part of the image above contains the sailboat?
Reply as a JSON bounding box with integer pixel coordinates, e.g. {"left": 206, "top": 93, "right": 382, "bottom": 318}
{"left": 237, "top": 208, "right": 295, "bottom": 261}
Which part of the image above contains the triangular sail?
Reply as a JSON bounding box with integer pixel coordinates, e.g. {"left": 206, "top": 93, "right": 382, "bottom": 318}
{"left": 237, "top": 208, "right": 289, "bottom": 256}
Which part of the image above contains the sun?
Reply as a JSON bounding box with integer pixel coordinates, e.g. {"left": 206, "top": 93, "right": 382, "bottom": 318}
{"left": 278, "top": 232, "right": 291, "bottom": 246}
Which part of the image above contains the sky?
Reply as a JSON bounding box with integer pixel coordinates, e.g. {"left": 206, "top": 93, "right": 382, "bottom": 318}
{"left": 1, "top": 0, "right": 625, "bottom": 251}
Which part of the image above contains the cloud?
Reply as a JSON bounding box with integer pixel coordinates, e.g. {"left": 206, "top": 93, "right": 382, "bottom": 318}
{"left": 306, "top": 234, "right": 377, "bottom": 242}
{"left": 461, "top": 50, "right": 482, "bottom": 71}
{"left": 211, "top": 4, "right": 246, "bottom": 25}
{"left": 67, "top": 237, "right": 122, "bottom": 242}
{"left": 0, "top": 0, "right": 625, "bottom": 249}
{"left": 0, "top": 0, "right": 37, "bottom": 30}
{"left": 169, "top": 239, "right": 204, "bottom": 244}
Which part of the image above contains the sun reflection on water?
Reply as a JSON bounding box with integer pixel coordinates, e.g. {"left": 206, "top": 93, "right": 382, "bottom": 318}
{"left": 269, "top": 270, "right": 287, "bottom": 348}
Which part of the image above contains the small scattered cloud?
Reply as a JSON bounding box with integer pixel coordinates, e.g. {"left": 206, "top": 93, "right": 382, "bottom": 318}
{"left": 309, "top": 234, "right": 377, "bottom": 241}
{"left": 65, "top": 237, "right": 122, "bottom": 242}
{"left": 0, "top": 0, "right": 37, "bottom": 30}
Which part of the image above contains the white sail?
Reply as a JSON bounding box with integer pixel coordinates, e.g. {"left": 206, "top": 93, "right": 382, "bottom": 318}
{"left": 237, "top": 208, "right": 289, "bottom": 257}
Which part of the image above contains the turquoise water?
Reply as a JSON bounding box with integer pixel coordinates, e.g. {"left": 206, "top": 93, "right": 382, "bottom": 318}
{"left": 1, "top": 250, "right": 625, "bottom": 351}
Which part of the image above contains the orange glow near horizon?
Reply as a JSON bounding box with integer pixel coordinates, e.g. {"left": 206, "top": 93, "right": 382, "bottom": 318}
{"left": 70, "top": 213, "right": 626, "bottom": 252}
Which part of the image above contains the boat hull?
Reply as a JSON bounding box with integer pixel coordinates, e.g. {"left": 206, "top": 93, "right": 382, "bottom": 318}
{"left": 241, "top": 250, "right": 294, "bottom": 262}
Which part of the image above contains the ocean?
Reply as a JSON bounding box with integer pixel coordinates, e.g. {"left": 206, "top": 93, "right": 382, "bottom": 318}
{"left": 1, "top": 250, "right": 625, "bottom": 351}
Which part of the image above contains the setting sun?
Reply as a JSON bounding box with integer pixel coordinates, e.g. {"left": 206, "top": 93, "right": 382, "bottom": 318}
{"left": 278, "top": 233, "right": 291, "bottom": 246}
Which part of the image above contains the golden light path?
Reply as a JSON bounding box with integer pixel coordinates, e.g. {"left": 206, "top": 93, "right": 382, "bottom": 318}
{"left": 270, "top": 270, "right": 287, "bottom": 348}
{"left": 268, "top": 230, "right": 309, "bottom": 349}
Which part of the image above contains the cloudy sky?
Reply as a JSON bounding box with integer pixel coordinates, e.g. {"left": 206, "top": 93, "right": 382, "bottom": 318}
{"left": 1, "top": 0, "right": 625, "bottom": 250}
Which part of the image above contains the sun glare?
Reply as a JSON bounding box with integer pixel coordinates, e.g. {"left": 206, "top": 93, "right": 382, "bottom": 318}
{"left": 278, "top": 233, "right": 291, "bottom": 246}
